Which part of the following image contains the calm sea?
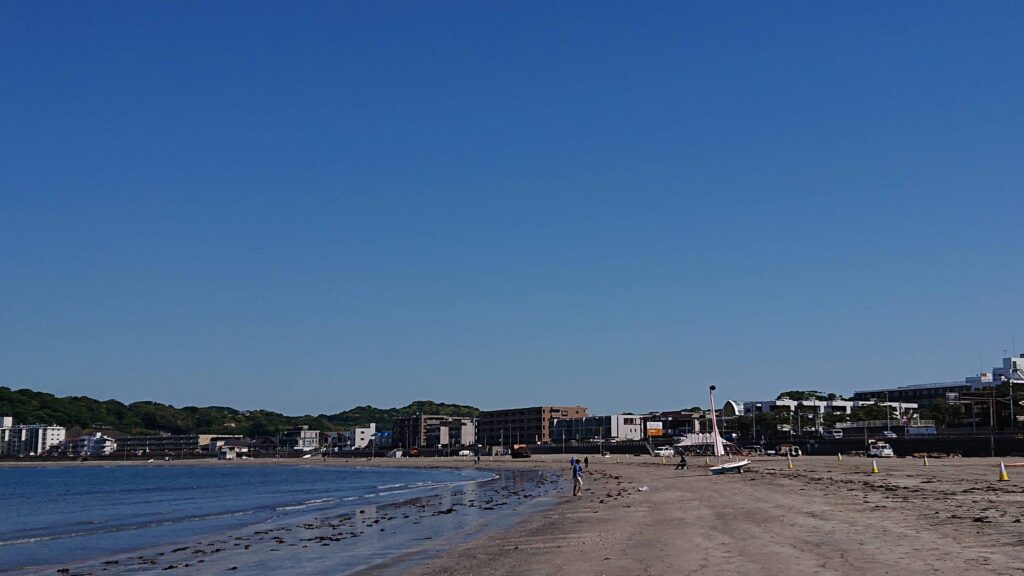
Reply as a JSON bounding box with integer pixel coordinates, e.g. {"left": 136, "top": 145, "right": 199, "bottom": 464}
{"left": 0, "top": 464, "right": 495, "bottom": 573}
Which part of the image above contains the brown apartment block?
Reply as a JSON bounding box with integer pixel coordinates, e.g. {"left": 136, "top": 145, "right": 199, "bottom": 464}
{"left": 477, "top": 406, "right": 588, "bottom": 445}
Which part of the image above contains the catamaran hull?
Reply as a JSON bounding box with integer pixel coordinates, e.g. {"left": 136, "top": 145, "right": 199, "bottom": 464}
{"left": 708, "top": 459, "right": 751, "bottom": 475}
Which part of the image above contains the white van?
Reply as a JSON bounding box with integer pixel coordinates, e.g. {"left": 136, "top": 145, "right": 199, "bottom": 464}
{"left": 821, "top": 429, "right": 843, "bottom": 439}
{"left": 868, "top": 442, "right": 894, "bottom": 457}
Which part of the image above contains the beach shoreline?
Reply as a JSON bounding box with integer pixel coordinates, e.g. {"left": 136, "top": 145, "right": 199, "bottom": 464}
{"left": 11, "top": 455, "right": 1024, "bottom": 575}
{"left": 4, "top": 460, "right": 562, "bottom": 576}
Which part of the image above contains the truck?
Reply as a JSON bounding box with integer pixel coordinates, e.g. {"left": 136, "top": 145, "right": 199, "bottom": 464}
{"left": 867, "top": 441, "right": 894, "bottom": 458}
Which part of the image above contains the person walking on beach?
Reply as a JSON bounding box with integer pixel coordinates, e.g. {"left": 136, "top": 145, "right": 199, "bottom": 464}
{"left": 675, "top": 454, "right": 688, "bottom": 471}
{"left": 583, "top": 456, "right": 589, "bottom": 469}
{"left": 569, "top": 455, "right": 576, "bottom": 469}
{"left": 572, "top": 461, "right": 584, "bottom": 496}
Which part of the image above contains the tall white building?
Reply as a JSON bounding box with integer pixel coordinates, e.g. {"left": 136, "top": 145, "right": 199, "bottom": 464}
{"left": 1, "top": 419, "right": 67, "bottom": 457}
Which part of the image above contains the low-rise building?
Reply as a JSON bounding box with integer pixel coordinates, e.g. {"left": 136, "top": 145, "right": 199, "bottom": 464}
{"left": 116, "top": 434, "right": 200, "bottom": 455}
{"left": 851, "top": 354, "right": 1024, "bottom": 409}
{"left": 644, "top": 410, "right": 703, "bottom": 437}
{"left": 738, "top": 398, "right": 918, "bottom": 417}
{"left": 353, "top": 423, "right": 376, "bottom": 449}
{"left": 217, "top": 439, "right": 251, "bottom": 460}
{"left": 550, "top": 414, "right": 643, "bottom": 442}
{"left": 282, "top": 426, "right": 319, "bottom": 452}
{"left": 77, "top": 432, "right": 117, "bottom": 456}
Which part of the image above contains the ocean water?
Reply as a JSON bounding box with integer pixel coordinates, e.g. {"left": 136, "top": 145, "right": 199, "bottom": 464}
{"left": 0, "top": 464, "right": 500, "bottom": 573}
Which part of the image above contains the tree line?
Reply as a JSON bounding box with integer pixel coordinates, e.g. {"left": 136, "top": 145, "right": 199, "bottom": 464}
{"left": 0, "top": 386, "right": 479, "bottom": 438}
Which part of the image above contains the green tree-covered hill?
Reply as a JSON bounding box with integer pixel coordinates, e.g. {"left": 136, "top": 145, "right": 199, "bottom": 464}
{"left": 0, "top": 387, "right": 479, "bottom": 437}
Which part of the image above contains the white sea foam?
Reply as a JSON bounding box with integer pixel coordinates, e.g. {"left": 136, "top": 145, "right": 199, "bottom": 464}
{"left": 275, "top": 497, "right": 338, "bottom": 511}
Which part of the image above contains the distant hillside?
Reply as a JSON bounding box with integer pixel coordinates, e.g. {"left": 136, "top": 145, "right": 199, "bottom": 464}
{"left": 0, "top": 387, "right": 479, "bottom": 437}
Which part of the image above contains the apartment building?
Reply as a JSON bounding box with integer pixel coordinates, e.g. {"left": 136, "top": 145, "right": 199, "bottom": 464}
{"left": 391, "top": 415, "right": 476, "bottom": 449}
{"left": 0, "top": 419, "right": 67, "bottom": 456}
{"left": 476, "top": 406, "right": 587, "bottom": 446}
{"left": 77, "top": 432, "right": 118, "bottom": 456}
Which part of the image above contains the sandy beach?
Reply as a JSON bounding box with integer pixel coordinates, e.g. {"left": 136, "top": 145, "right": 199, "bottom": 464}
{"left": 8, "top": 455, "right": 1024, "bottom": 575}
{"left": 399, "top": 455, "right": 1024, "bottom": 576}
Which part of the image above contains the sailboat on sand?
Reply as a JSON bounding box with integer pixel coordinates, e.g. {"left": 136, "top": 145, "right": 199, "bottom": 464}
{"left": 707, "top": 385, "right": 751, "bottom": 475}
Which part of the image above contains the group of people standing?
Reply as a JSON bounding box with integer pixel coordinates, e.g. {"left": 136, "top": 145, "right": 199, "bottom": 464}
{"left": 569, "top": 455, "right": 588, "bottom": 496}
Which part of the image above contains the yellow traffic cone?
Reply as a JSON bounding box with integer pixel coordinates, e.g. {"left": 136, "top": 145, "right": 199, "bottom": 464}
{"left": 787, "top": 455, "right": 794, "bottom": 470}
{"left": 923, "top": 456, "right": 929, "bottom": 466}
{"left": 871, "top": 459, "right": 879, "bottom": 474}
{"left": 661, "top": 457, "right": 666, "bottom": 464}
{"left": 837, "top": 452, "right": 843, "bottom": 462}
{"left": 705, "top": 457, "right": 710, "bottom": 465}
{"left": 999, "top": 461, "right": 1010, "bottom": 481}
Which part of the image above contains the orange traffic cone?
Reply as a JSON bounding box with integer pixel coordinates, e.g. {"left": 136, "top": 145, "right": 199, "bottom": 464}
{"left": 871, "top": 459, "right": 879, "bottom": 474}
{"left": 999, "top": 461, "right": 1010, "bottom": 481}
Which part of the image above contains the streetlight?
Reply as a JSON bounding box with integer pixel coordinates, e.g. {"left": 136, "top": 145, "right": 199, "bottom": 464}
{"left": 750, "top": 403, "right": 756, "bottom": 444}
{"left": 1003, "top": 377, "right": 1016, "bottom": 432}
{"left": 885, "top": 392, "right": 891, "bottom": 433}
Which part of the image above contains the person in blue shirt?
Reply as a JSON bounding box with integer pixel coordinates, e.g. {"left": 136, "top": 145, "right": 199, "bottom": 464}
{"left": 572, "top": 461, "right": 584, "bottom": 496}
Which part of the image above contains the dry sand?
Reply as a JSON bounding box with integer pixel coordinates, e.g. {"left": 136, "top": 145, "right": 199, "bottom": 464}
{"left": 398, "top": 455, "right": 1024, "bottom": 576}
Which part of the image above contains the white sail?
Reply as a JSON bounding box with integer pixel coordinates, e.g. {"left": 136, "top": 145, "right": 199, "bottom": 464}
{"left": 709, "top": 386, "right": 725, "bottom": 458}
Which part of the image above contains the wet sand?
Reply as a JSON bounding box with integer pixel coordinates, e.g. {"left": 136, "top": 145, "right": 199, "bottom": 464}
{"left": 405, "top": 455, "right": 1024, "bottom": 576}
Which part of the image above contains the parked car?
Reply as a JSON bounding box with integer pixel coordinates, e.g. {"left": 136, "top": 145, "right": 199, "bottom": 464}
{"left": 820, "top": 429, "right": 844, "bottom": 439}
{"left": 868, "top": 442, "right": 895, "bottom": 458}
{"left": 653, "top": 446, "right": 676, "bottom": 458}
{"left": 880, "top": 431, "right": 897, "bottom": 439}
{"left": 457, "top": 449, "right": 473, "bottom": 457}
{"left": 742, "top": 445, "right": 765, "bottom": 456}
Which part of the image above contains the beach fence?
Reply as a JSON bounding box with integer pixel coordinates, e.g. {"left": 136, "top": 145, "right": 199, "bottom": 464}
{"left": 802, "top": 435, "right": 1024, "bottom": 458}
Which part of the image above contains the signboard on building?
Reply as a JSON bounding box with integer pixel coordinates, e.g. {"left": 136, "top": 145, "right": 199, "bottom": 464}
{"left": 646, "top": 422, "right": 663, "bottom": 436}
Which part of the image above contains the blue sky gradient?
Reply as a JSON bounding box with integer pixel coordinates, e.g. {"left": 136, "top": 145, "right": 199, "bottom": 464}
{"left": 2, "top": 2, "right": 1023, "bottom": 415}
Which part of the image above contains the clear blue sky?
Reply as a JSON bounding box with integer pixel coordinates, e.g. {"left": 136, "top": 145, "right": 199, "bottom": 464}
{"left": 2, "top": 2, "right": 1022, "bottom": 416}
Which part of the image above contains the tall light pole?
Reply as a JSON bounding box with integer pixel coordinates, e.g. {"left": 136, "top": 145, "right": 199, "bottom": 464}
{"left": 885, "top": 392, "right": 891, "bottom": 433}
{"left": 750, "top": 404, "right": 756, "bottom": 444}
{"left": 1003, "top": 377, "right": 1015, "bottom": 432}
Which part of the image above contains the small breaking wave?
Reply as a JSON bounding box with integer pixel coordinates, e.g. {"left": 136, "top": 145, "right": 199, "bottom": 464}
{"left": 275, "top": 497, "right": 338, "bottom": 511}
